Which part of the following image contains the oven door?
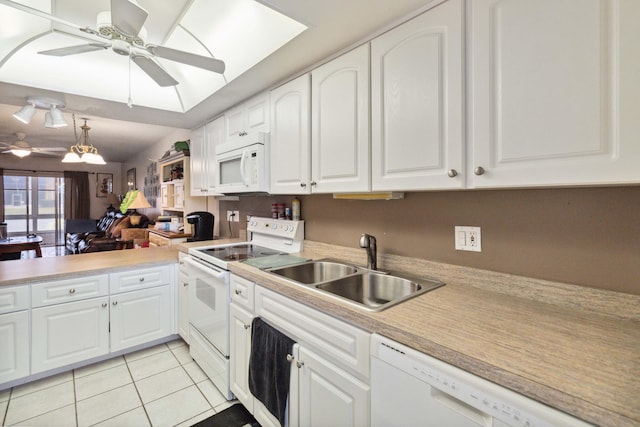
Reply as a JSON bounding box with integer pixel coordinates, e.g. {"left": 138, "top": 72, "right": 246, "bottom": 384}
{"left": 186, "top": 256, "right": 230, "bottom": 356}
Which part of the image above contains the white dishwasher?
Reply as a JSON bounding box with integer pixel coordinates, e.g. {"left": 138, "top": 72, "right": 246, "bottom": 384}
{"left": 371, "top": 334, "right": 591, "bottom": 427}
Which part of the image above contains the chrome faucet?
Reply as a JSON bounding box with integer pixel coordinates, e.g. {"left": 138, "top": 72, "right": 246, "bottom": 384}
{"left": 359, "top": 233, "right": 377, "bottom": 270}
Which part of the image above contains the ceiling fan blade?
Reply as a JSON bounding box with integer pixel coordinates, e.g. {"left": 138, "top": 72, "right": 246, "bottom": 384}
{"left": 131, "top": 54, "right": 179, "bottom": 87}
{"left": 148, "top": 45, "right": 226, "bottom": 74}
{"left": 32, "top": 147, "right": 68, "bottom": 153}
{"left": 111, "top": 0, "right": 148, "bottom": 37}
{"left": 38, "top": 43, "right": 109, "bottom": 56}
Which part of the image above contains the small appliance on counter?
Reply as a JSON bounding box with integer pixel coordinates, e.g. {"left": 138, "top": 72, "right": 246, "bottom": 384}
{"left": 186, "top": 211, "right": 214, "bottom": 241}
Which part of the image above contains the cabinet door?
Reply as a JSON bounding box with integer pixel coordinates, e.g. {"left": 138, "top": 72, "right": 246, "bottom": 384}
{"left": 32, "top": 297, "right": 109, "bottom": 374}
{"left": 226, "top": 93, "right": 270, "bottom": 140}
{"left": 174, "top": 182, "right": 185, "bottom": 209}
{"left": 110, "top": 285, "right": 173, "bottom": 353}
{"left": 205, "top": 116, "right": 225, "bottom": 193}
{"left": 312, "top": 44, "right": 370, "bottom": 193}
{"left": 177, "top": 270, "right": 189, "bottom": 343}
{"left": 270, "top": 74, "right": 312, "bottom": 194}
{"left": 297, "top": 346, "right": 370, "bottom": 427}
{"left": 229, "top": 303, "right": 253, "bottom": 412}
{"left": 190, "top": 125, "right": 207, "bottom": 195}
{"left": 0, "top": 310, "right": 29, "bottom": 384}
{"left": 371, "top": 0, "right": 464, "bottom": 191}
{"left": 470, "top": 0, "right": 640, "bottom": 187}
{"left": 160, "top": 183, "right": 173, "bottom": 208}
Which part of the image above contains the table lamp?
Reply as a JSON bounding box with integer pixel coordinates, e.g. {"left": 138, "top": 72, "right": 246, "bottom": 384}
{"left": 105, "top": 193, "right": 120, "bottom": 212}
{"left": 127, "top": 191, "right": 151, "bottom": 226}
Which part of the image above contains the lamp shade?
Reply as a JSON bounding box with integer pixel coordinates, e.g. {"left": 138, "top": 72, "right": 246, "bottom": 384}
{"left": 127, "top": 191, "right": 151, "bottom": 209}
{"left": 13, "top": 104, "right": 36, "bottom": 124}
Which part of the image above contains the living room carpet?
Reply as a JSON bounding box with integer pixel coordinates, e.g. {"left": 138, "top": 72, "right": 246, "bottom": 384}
{"left": 192, "top": 403, "right": 260, "bottom": 427}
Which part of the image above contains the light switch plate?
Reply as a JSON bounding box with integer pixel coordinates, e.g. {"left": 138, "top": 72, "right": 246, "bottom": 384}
{"left": 455, "top": 226, "right": 481, "bottom": 252}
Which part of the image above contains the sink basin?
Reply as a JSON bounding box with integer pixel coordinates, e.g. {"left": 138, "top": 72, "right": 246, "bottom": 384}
{"left": 268, "top": 260, "right": 359, "bottom": 284}
{"left": 267, "top": 259, "right": 444, "bottom": 312}
{"left": 316, "top": 272, "right": 444, "bottom": 312}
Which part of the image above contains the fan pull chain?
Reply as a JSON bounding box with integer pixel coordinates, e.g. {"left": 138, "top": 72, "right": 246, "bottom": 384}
{"left": 127, "top": 53, "right": 133, "bottom": 108}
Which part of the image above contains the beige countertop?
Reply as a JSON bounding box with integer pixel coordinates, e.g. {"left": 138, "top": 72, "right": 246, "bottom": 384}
{"left": 1, "top": 241, "right": 638, "bottom": 426}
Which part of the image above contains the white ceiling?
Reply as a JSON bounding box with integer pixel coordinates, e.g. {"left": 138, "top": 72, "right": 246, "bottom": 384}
{"left": 0, "top": 0, "right": 439, "bottom": 163}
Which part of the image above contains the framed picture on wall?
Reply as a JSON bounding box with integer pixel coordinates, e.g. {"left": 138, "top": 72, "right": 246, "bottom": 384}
{"left": 96, "top": 173, "right": 113, "bottom": 198}
{"left": 127, "top": 168, "right": 136, "bottom": 191}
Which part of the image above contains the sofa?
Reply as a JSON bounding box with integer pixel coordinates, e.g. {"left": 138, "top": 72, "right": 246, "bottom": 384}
{"left": 65, "top": 211, "right": 149, "bottom": 254}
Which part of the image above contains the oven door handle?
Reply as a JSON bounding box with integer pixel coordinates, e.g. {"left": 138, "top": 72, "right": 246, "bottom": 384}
{"left": 185, "top": 256, "right": 228, "bottom": 279}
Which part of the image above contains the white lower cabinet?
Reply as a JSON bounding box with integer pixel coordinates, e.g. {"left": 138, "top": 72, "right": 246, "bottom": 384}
{"left": 230, "top": 275, "right": 370, "bottom": 427}
{"left": 177, "top": 252, "right": 190, "bottom": 343}
{"left": 31, "top": 296, "right": 110, "bottom": 374}
{"left": 0, "top": 310, "right": 30, "bottom": 384}
{"left": 229, "top": 303, "right": 254, "bottom": 412}
{"left": 298, "top": 346, "right": 370, "bottom": 427}
{"left": 110, "top": 285, "right": 172, "bottom": 353}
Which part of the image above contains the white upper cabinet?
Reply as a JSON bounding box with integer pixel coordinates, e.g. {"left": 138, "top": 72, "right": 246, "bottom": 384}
{"left": 470, "top": 0, "right": 640, "bottom": 187}
{"left": 270, "top": 74, "right": 312, "bottom": 194}
{"left": 312, "top": 44, "right": 371, "bottom": 193}
{"left": 225, "top": 92, "right": 270, "bottom": 140}
{"left": 371, "top": 0, "right": 464, "bottom": 191}
{"left": 190, "top": 116, "right": 225, "bottom": 195}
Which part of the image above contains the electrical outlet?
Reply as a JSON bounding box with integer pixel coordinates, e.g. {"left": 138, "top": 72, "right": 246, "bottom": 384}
{"left": 455, "top": 226, "right": 482, "bottom": 252}
{"left": 233, "top": 211, "right": 240, "bottom": 222}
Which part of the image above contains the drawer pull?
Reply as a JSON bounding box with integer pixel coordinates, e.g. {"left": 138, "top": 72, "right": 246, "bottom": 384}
{"left": 235, "top": 289, "right": 242, "bottom": 295}
{"left": 183, "top": 282, "right": 188, "bottom": 287}
{"left": 296, "top": 360, "right": 304, "bottom": 368}
{"left": 102, "top": 303, "right": 107, "bottom": 308}
{"left": 139, "top": 277, "right": 145, "bottom": 282}
{"left": 69, "top": 288, "right": 76, "bottom": 294}
{"left": 112, "top": 301, "right": 118, "bottom": 306}
{"left": 286, "top": 354, "right": 294, "bottom": 362}
{"left": 244, "top": 324, "right": 250, "bottom": 330}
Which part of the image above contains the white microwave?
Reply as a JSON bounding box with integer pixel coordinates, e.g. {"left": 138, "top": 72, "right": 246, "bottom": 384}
{"left": 215, "top": 132, "right": 270, "bottom": 193}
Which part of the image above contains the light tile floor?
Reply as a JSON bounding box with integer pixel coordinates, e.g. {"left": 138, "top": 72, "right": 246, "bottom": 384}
{"left": 0, "top": 339, "right": 234, "bottom": 427}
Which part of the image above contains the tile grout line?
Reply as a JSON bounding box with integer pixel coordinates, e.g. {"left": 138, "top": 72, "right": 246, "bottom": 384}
{"left": 72, "top": 369, "right": 79, "bottom": 427}
{"left": 124, "top": 351, "right": 153, "bottom": 427}
{"left": 1, "top": 388, "right": 12, "bottom": 426}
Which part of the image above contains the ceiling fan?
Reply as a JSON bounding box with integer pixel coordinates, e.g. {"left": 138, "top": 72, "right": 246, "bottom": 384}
{"left": 0, "top": 133, "right": 67, "bottom": 158}
{"left": 35, "top": 0, "right": 226, "bottom": 87}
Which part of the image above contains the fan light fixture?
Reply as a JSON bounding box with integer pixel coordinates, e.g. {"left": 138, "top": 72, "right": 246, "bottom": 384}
{"left": 13, "top": 96, "right": 68, "bottom": 127}
{"left": 62, "top": 115, "right": 106, "bottom": 165}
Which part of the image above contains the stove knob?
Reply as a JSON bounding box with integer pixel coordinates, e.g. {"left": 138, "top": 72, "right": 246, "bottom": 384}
{"left": 271, "top": 224, "right": 278, "bottom": 230}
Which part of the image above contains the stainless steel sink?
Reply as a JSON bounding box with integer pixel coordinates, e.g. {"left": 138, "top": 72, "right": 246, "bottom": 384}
{"left": 268, "top": 260, "right": 359, "bottom": 284}
{"left": 316, "top": 271, "right": 444, "bottom": 312}
{"left": 267, "top": 259, "right": 444, "bottom": 311}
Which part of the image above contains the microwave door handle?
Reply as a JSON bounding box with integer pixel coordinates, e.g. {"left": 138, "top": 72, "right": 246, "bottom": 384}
{"left": 240, "top": 149, "right": 250, "bottom": 187}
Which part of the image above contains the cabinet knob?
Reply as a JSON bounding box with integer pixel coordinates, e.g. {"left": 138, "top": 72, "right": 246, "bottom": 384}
{"left": 235, "top": 289, "right": 242, "bottom": 295}
{"left": 447, "top": 169, "right": 458, "bottom": 178}
{"left": 139, "top": 277, "right": 145, "bottom": 282}
{"left": 300, "top": 182, "right": 307, "bottom": 188}
{"left": 310, "top": 181, "right": 317, "bottom": 187}
{"left": 112, "top": 301, "right": 118, "bottom": 306}
{"left": 239, "top": 131, "right": 248, "bottom": 137}
{"left": 68, "top": 288, "right": 76, "bottom": 294}
{"left": 474, "top": 166, "right": 485, "bottom": 176}
{"left": 244, "top": 324, "right": 250, "bottom": 330}
{"left": 102, "top": 303, "right": 107, "bottom": 308}
{"left": 183, "top": 282, "right": 188, "bottom": 287}
{"left": 296, "top": 361, "right": 304, "bottom": 368}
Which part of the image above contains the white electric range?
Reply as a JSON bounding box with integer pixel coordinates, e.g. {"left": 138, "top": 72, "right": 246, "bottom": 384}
{"left": 186, "top": 217, "right": 304, "bottom": 399}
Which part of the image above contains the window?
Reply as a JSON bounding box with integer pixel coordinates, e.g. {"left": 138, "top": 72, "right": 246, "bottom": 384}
{"left": 2, "top": 172, "right": 65, "bottom": 246}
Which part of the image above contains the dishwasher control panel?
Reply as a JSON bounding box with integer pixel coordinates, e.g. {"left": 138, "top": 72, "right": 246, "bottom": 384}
{"left": 371, "top": 334, "right": 591, "bottom": 427}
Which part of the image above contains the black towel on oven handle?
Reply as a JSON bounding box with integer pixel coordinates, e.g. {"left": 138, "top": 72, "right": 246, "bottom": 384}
{"left": 248, "top": 317, "right": 295, "bottom": 426}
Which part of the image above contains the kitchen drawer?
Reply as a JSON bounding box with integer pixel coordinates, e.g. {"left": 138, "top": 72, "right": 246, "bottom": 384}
{"left": 230, "top": 274, "right": 254, "bottom": 311}
{"left": 148, "top": 232, "right": 169, "bottom": 247}
{"left": 109, "top": 265, "right": 174, "bottom": 294}
{"left": 32, "top": 275, "right": 109, "bottom": 308}
{"left": 178, "top": 252, "right": 188, "bottom": 275}
{"left": 255, "top": 285, "right": 370, "bottom": 381}
{"left": 0, "top": 285, "right": 30, "bottom": 314}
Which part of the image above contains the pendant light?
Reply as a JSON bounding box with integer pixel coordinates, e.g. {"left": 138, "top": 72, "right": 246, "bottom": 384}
{"left": 62, "top": 114, "right": 106, "bottom": 165}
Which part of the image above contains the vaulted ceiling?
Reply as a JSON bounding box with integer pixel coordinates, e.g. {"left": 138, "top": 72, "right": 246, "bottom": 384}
{"left": 0, "top": 0, "right": 435, "bottom": 163}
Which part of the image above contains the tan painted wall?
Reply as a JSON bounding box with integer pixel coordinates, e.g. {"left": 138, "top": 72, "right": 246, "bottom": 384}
{"left": 220, "top": 186, "right": 640, "bottom": 295}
